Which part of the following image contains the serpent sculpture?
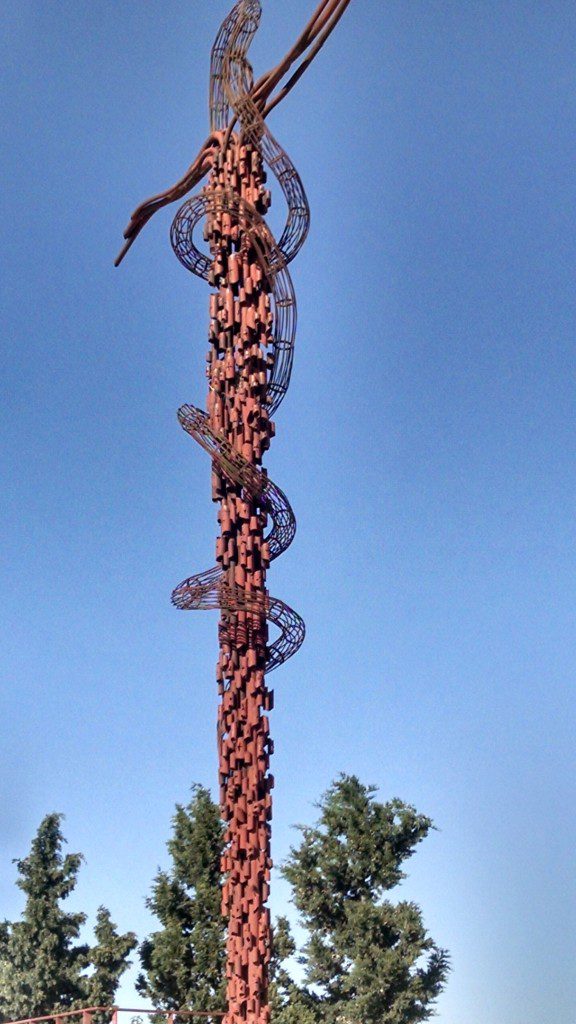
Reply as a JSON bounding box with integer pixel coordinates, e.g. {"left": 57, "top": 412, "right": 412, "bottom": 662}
{"left": 116, "top": 3, "right": 351, "bottom": 1022}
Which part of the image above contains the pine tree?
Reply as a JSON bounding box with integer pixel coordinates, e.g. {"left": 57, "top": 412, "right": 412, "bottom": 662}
{"left": 269, "top": 917, "right": 316, "bottom": 1024}
{"left": 281, "top": 775, "right": 450, "bottom": 1024}
{"left": 85, "top": 907, "right": 137, "bottom": 1012}
{"left": 0, "top": 815, "right": 138, "bottom": 1023}
{"left": 0, "top": 814, "right": 88, "bottom": 1021}
{"left": 138, "top": 778, "right": 449, "bottom": 1024}
{"left": 137, "top": 785, "right": 227, "bottom": 1011}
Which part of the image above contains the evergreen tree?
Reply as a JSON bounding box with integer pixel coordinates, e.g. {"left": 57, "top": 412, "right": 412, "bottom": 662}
{"left": 0, "top": 814, "right": 88, "bottom": 1021}
{"left": 269, "top": 917, "right": 315, "bottom": 1024}
{"left": 0, "top": 815, "right": 137, "bottom": 1022}
{"left": 138, "top": 779, "right": 449, "bottom": 1024}
{"left": 137, "top": 785, "right": 227, "bottom": 1011}
{"left": 85, "top": 907, "right": 137, "bottom": 1011}
{"left": 281, "top": 775, "right": 450, "bottom": 1024}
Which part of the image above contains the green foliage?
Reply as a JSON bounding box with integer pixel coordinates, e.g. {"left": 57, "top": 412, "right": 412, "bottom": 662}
{"left": 136, "top": 785, "right": 227, "bottom": 1012}
{"left": 85, "top": 907, "right": 137, "bottom": 1012}
{"left": 281, "top": 775, "right": 450, "bottom": 1024}
{"left": 0, "top": 814, "right": 89, "bottom": 1021}
{"left": 138, "top": 777, "right": 448, "bottom": 1024}
{"left": 0, "top": 815, "right": 137, "bottom": 1023}
{"left": 0, "top": 780, "right": 448, "bottom": 1024}
{"left": 269, "top": 916, "right": 312, "bottom": 1023}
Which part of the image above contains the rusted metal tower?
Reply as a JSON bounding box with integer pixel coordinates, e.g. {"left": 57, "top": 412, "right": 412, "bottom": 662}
{"left": 116, "top": 4, "right": 351, "bottom": 1024}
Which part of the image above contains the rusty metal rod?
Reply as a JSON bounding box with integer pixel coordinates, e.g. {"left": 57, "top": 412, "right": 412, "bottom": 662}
{"left": 114, "top": 0, "right": 350, "bottom": 266}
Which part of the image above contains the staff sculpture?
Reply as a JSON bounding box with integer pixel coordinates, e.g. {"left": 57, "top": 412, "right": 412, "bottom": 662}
{"left": 116, "top": 4, "right": 351, "bottom": 1023}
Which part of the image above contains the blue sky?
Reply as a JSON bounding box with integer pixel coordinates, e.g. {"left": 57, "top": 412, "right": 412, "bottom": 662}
{"left": 1, "top": 1, "right": 575, "bottom": 1021}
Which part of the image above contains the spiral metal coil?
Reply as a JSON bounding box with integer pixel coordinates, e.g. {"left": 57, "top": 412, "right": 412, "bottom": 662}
{"left": 171, "top": 403, "right": 304, "bottom": 672}
{"left": 170, "top": 0, "right": 308, "bottom": 673}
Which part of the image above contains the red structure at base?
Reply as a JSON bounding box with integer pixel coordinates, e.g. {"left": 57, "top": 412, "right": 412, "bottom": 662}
{"left": 1, "top": 1009, "right": 223, "bottom": 1024}
{"left": 210, "top": 138, "right": 275, "bottom": 1024}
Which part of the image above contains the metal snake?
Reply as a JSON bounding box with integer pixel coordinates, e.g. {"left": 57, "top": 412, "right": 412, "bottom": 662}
{"left": 170, "top": 0, "right": 308, "bottom": 673}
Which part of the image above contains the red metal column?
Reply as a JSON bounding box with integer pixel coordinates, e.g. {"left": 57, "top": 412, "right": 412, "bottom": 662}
{"left": 205, "top": 138, "right": 274, "bottom": 1024}
{"left": 116, "top": 7, "right": 352, "bottom": 1024}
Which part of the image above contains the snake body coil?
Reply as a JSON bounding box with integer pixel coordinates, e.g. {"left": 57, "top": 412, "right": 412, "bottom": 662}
{"left": 170, "top": 0, "right": 308, "bottom": 673}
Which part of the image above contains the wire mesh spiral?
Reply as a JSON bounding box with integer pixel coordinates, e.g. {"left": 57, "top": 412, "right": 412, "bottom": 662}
{"left": 170, "top": 0, "right": 308, "bottom": 673}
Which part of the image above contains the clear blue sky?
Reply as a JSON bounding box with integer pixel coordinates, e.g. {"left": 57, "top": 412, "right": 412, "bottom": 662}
{"left": 1, "top": 1, "right": 575, "bottom": 1021}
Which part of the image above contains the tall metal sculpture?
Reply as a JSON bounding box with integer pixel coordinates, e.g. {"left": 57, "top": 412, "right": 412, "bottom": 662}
{"left": 116, "top": 4, "right": 351, "bottom": 1023}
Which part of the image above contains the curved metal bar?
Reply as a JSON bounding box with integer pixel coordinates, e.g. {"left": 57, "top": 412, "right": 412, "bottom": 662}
{"left": 252, "top": 0, "right": 353, "bottom": 118}
{"left": 116, "top": 0, "right": 352, "bottom": 265}
{"left": 170, "top": 190, "right": 296, "bottom": 414}
{"left": 171, "top": 404, "right": 302, "bottom": 673}
{"left": 114, "top": 133, "right": 220, "bottom": 266}
{"left": 221, "top": 2, "right": 310, "bottom": 267}
{"left": 210, "top": 0, "right": 261, "bottom": 132}
{"left": 175, "top": 404, "right": 296, "bottom": 560}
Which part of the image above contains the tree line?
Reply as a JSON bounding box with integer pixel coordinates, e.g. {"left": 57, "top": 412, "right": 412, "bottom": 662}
{"left": 0, "top": 776, "right": 449, "bottom": 1024}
